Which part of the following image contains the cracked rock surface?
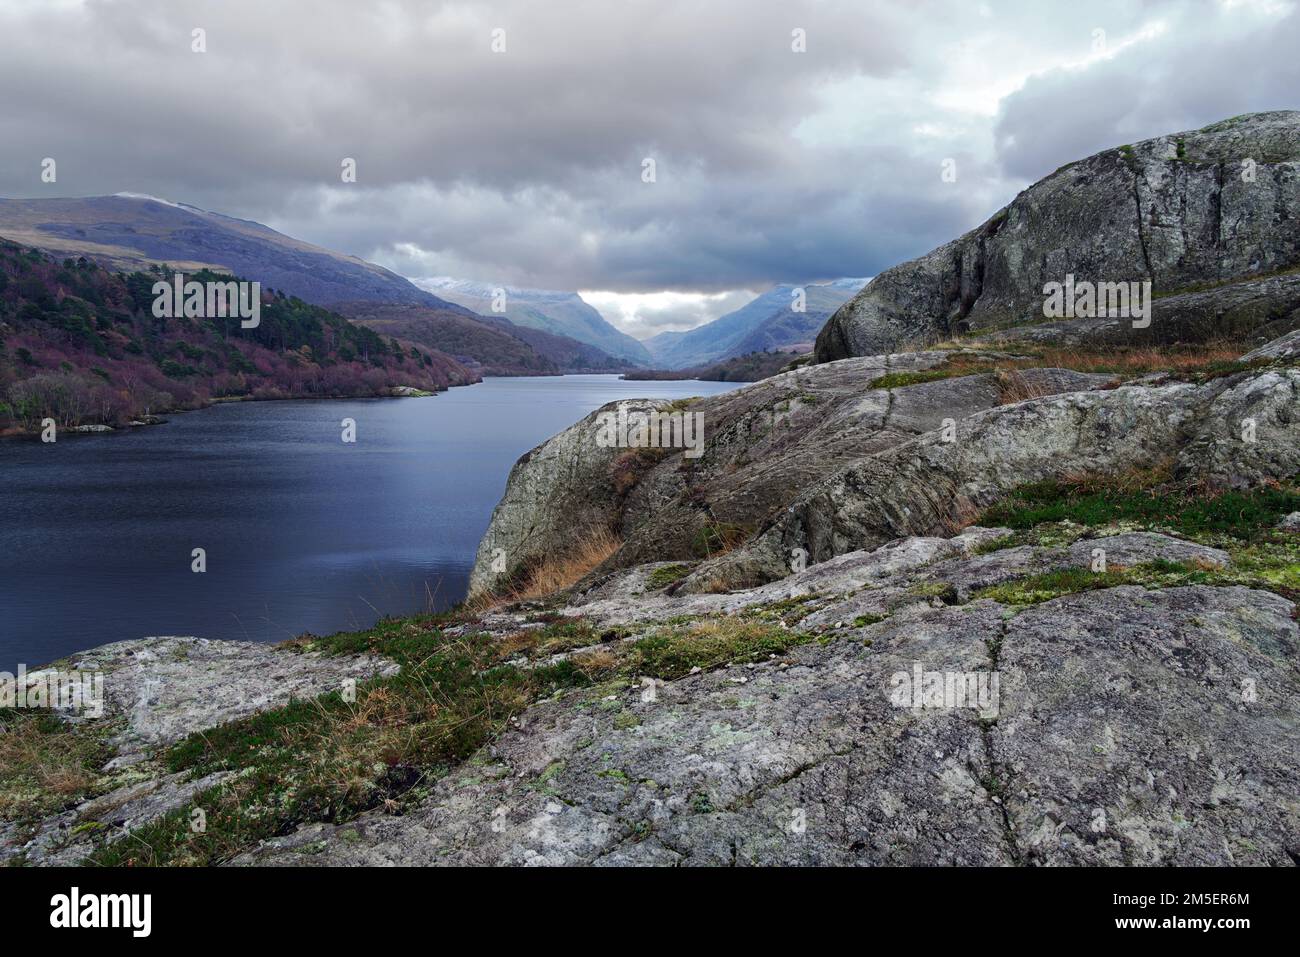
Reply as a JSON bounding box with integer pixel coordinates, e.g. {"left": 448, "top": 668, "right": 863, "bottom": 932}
{"left": 236, "top": 582, "right": 1299, "bottom": 867}
{"left": 59, "top": 636, "right": 397, "bottom": 766}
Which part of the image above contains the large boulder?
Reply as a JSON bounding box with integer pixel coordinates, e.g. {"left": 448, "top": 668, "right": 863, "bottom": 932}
{"left": 683, "top": 368, "right": 1300, "bottom": 592}
{"left": 816, "top": 111, "right": 1300, "bottom": 360}
{"left": 469, "top": 352, "right": 1110, "bottom": 595}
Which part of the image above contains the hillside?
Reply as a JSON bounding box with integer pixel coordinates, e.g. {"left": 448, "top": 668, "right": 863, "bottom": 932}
{"left": 336, "top": 302, "right": 636, "bottom": 376}
{"left": 0, "top": 240, "right": 475, "bottom": 434}
{"left": 622, "top": 348, "right": 803, "bottom": 382}
{"left": 419, "top": 277, "right": 652, "bottom": 364}
{"left": 0, "top": 194, "right": 471, "bottom": 312}
{"left": 643, "top": 279, "right": 866, "bottom": 369}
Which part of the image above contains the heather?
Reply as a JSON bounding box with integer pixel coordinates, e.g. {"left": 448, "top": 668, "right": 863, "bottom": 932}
{"left": 0, "top": 240, "right": 477, "bottom": 434}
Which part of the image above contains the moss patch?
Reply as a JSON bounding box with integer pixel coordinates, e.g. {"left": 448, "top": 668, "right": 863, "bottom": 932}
{"left": 646, "top": 564, "right": 692, "bottom": 590}
{"left": 975, "top": 546, "right": 1299, "bottom": 606}
{"left": 979, "top": 478, "right": 1300, "bottom": 542}
{"left": 869, "top": 369, "right": 960, "bottom": 390}
{"left": 622, "top": 618, "right": 814, "bottom": 681}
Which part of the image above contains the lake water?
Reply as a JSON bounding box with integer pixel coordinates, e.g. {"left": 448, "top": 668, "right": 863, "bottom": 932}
{"left": 0, "top": 375, "right": 740, "bottom": 671}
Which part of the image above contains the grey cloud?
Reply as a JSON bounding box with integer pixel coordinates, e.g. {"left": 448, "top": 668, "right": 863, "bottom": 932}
{"left": 994, "top": 5, "right": 1300, "bottom": 181}
{"left": 0, "top": 0, "right": 1295, "bottom": 300}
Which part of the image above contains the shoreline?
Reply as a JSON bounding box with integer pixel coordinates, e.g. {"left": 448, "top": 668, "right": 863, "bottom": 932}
{"left": 0, "top": 378, "right": 477, "bottom": 441}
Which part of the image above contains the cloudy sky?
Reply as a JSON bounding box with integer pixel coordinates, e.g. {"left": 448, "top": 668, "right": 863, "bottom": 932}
{"left": 1, "top": 0, "right": 1297, "bottom": 337}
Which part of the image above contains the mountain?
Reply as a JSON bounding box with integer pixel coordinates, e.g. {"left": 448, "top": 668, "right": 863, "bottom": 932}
{"left": 0, "top": 240, "right": 476, "bottom": 434}
{"left": 817, "top": 111, "right": 1300, "bottom": 361}
{"left": 335, "top": 302, "right": 636, "bottom": 376}
{"left": 0, "top": 194, "right": 471, "bottom": 312}
{"left": 0, "top": 195, "right": 643, "bottom": 376}
{"left": 642, "top": 279, "right": 867, "bottom": 369}
{"left": 418, "top": 277, "right": 652, "bottom": 365}
{"left": 622, "top": 349, "right": 801, "bottom": 382}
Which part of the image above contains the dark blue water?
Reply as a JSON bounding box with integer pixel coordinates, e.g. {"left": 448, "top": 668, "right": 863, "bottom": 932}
{"left": 0, "top": 375, "right": 739, "bottom": 670}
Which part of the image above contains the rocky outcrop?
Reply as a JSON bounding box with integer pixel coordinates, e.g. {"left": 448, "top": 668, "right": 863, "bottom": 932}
{"left": 60, "top": 636, "right": 396, "bottom": 768}
{"left": 816, "top": 111, "right": 1300, "bottom": 360}
{"left": 1243, "top": 326, "right": 1300, "bottom": 362}
{"left": 683, "top": 368, "right": 1300, "bottom": 592}
{"left": 2, "top": 636, "right": 395, "bottom": 865}
{"left": 237, "top": 544, "right": 1300, "bottom": 866}
{"left": 470, "top": 353, "right": 1111, "bottom": 594}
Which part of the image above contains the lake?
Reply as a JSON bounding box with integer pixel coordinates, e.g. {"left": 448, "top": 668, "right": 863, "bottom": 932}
{"left": 0, "top": 375, "right": 741, "bottom": 671}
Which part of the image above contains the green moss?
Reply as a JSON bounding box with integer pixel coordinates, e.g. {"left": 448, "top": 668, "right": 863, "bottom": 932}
{"left": 622, "top": 619, "right": 815, "bottom": 681}
{"left": 869, "top": 369, "right": 953, "bottom": 390}
{"left": 907, "top": 581, "right": 959, "bottom": 603}
{"left": 536, "top": 761, "right": 565, "bottom": 785}
{"left": 971, "top": 533, "right": 1022, "bottom": 555}
{"left": 974, "top": 545, "right": 1300, "bottom": 606}
{"left": 645, "top": 564, "right": 691, "bottom": 590}
{"left": 980, "top": 479, "right": 1300, "bottom": 542}
{"left": 741, "top": 594, "right": 820, "bottom": 625}
{"left": 691, "top": 793, "right": 715, "bottom": 813}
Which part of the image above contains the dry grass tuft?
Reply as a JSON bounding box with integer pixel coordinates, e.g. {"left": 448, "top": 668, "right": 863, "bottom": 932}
{"left": 481, "top": 526, "right": 623, "bottom": 608}
{"left": 0, "top": 711, "right": 112, "bottom": 822}
{"left": 994, "top": 369, "right": 1064, "bottom": 404}
{"left": 1025, "top": 343, "right": 1246, "bottom": 376}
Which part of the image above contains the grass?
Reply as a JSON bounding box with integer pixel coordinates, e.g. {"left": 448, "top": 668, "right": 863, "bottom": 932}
{"left": 869, "top": 369, "right": 956, "bottom": 390}
{"left": 968, "top": 472, "right": 1300, "bottom": 605}
{"left": 867, "top": 343, "right": 1255, "bottom": 397}
{"left": 972, "top": 533, "right": 1022, "bottom": 555}
{"left": 81, "top": 610, "right": 810, "bottom": 866}
{"left": 481, "top": 525, "right": 622, "bottom": 608}
{"left": 974, "top": 561, "right": 1193, "bottom": 605}
{"left": 87, "top": 618, "right": 599, "bottom": 866}
{"left": 973, "top": 544, "right": 1299, "bottom": 605}
{"left": 740, "top": 594, "right": 820, "bottom": 625}
{"left": 689, "top": 522, "right": 750, "bottom": 559}
{"left": 621, "top": 618, "right": 817, "bottom": 680}
{"left": 0, "top": 709, "right": 119, "bottom": 824}
{"left": 979, "top": 476, "right": 1300, "bottom": 542}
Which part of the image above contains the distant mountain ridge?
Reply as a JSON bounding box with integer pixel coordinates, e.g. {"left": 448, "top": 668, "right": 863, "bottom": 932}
{"left": 418, "top": 277, "right": 652, "bottom": 364}
{"left": 0, "top": 195, "right": 474, "bottom": 313}
{"left": 0, "top": 195, "right": 638, "bottom": 376}
{"left": 335, "top": 301, "right": 637, "bottom": 376}
{"left": 643, "top": 279, "right": 868, "bottom": 369}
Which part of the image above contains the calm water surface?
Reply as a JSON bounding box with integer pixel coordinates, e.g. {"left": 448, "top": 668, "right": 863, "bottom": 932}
{"left": 0, "top": 375, "right": 740, "bottom": 670}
